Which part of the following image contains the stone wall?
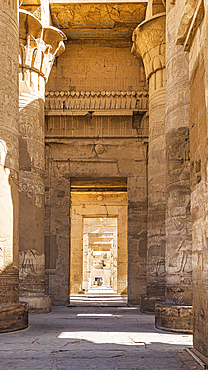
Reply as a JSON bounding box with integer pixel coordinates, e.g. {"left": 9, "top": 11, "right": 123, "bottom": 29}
{"left": 175, "top": 0, "right": 208, "bottom": 357}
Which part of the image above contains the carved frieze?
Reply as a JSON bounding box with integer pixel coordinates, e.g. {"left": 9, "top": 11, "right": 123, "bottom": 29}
{"left": 45, "top": 90, "right": 149, "bottom": 115}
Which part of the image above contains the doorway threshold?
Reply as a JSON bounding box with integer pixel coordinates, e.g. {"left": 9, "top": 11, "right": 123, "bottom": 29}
{"left": 68, "top": 294, "right": 128, "bottom": 307}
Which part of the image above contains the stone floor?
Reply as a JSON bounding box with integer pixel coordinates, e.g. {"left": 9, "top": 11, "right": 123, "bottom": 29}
{"left": 0, "top": 305, "right": 202, "bottom": 370}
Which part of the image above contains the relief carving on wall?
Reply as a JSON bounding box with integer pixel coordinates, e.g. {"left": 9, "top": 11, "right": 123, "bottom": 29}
{"left": 166, "top": 131, "right": 190, "bottom": 182}
{"left": 19, "top": 249, "right": 43, "bottom": 276}
{"left": 19, "top": 177, "right": 44, "bottom": 207}
{"left": 148, "top": 237, "right": 165, "bottom": 277}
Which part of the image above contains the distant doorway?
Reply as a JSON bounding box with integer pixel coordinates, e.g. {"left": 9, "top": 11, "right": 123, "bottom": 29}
{"left": 70, "top": 179, "right": 128, "bottom": 300}
{"left": 83, "top": 217, "right": 117, "bottom": 294}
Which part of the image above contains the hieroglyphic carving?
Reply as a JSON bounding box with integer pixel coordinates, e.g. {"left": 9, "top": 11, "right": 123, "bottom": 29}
{"left": 19, "top": 176, "right": 44, "bottom": 208}
{"left": 148, "top": 237, "right": 165, "bottom": 277}
{"left": 166, "top": 128, "right": 190, "bottom": 181}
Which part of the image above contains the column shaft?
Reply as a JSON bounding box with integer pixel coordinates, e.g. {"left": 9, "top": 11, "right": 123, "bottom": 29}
{"left": 165, "top": 1, "right": 192, "bottom": 306}
{"left": 132, "top": 13, "right": 166, "bottom": 311}
{"left": 147, "top": 72, "right": 166, "bottom": 297}
{"left": 18, "top": 9, "right": 66, "bottom": 312}
{"left": 155, "top": 0, "right": 193, "bottom": 334}
{"left": 0, "top": 0, "right": 28, "bottom": 332}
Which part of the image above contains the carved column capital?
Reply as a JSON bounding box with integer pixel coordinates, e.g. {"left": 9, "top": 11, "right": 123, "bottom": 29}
{"left": 132, "top": 13, "right": 166, "bottom": 80}
{"left": 19, "top": 10, "right": 66, "bottom": 95}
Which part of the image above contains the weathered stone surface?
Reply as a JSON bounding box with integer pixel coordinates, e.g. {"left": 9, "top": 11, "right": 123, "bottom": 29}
{"left": 140, "top": 295, "right": 165, "bottom": 312}
{"left": 155, "top": 303, "right": 193, "bottom": 333}
{"left": 19, "top": 295, "right": 51, "bottom": 313}
{"left": 165, "top": 0, "right": 192, "bottom": 307}
{"left": 187, "top": 3, "right": 208, "bottom": 356}
{"left": 167, "top": 0, "right": 208, "bottom": 359}
{"left": 49, "top": 2, "right": 147, "bottom": 39}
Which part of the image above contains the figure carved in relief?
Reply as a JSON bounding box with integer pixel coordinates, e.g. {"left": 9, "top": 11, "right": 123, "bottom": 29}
{"left": 175, "top": 239, "right": 192, "bottom": 274}
{"left": 149, "top": 239, "right": 165, "bottom": 277}
{"left": 20, "top": 249, "right": 39, "bottom": 275}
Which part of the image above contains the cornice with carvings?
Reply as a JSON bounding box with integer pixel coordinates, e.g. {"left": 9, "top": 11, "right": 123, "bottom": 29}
{"left": 45, "top": 90, "right": 149, "bottom": 115}
{"left": 132, "top": 13, "right": 166, "bottom": 80}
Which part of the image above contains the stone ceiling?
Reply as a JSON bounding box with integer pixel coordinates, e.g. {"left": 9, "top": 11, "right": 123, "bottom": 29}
{"left": 49, "top": 2, "right": 148, "bottom": 39}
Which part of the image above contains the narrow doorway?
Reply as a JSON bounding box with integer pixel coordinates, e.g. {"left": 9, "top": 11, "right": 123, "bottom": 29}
{"left": 83, "top": 217, "right": 117, "bottom": 294}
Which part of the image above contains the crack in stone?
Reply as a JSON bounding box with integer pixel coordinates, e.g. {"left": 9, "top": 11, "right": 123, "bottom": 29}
{"left": 32, "top": 338, "right": 39, "bottom": 344}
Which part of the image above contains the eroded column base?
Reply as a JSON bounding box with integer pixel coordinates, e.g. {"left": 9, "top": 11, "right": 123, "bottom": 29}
{"left": 140, "top": 295, "right": 165, "bottom": 313}
{"left": 0, "top": 303, "right": 28, "bottom": 333}
{"left": 19, "top": 295, "right": 51, "bottom": 313}
{"left": 155, "top": 303, "right": 193, "bottom": 333}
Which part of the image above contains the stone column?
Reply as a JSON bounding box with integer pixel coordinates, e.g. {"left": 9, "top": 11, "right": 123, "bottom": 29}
{"left": 132, "top": 13, "right": 166, "bottom": 312}
{"left": 155, "top": 0, "right": 193, "bottom": 333}
{"left": 18, "top": 9, "right": 66, "bottom": 312}
{"left": 173, "top": 0, "right": 208, "bottom": 356}
{"left": 0, "top": 0, "right": 28, "bottom": 332}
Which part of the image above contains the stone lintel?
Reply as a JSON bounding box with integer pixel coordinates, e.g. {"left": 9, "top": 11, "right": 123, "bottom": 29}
{"left": 132, "top": 13, "right": 166, "bottom": 80}
{"left": 155, "top": 303, "right": 193, "bottom": 333}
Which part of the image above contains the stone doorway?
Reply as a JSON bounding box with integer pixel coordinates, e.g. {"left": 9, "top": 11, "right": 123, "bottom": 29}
{"left": 83, "top": 217, "right": 117, "bottom": 294}
{"left": 70, "top": 184, "right": 128, "bottom": 299}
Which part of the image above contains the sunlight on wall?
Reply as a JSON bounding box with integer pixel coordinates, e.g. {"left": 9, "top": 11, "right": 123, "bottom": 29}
{"left": 0, "top": 140, "right": 13, "bottom": 271}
